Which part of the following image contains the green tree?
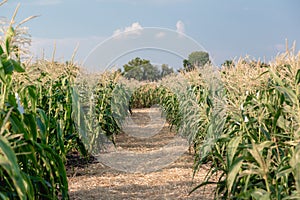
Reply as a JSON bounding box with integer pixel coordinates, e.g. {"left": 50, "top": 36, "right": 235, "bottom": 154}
{"left": 161, "top": 64, "right": 174, "bottom": 77}
{"left": 142, "top": 63, "right": 160, "bottom": 81}
{"left": 222, "top": 60, "right": 234, "bottom": 68}
{"left": 123, "top": 57, "right": 149, "bottom": 72}
{"left": 123, "top": 57, "right": 160, "bottom": 81}
{"left": 188, "top": 51, "right": 210, "bottom": 68}
{"left": 183, "top": 59, "right": 193, "bottom": 72}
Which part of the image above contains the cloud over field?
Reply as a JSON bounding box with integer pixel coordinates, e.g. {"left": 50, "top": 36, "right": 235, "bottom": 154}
{"left": 176, "top": 20, "right": 185, "bottom": 35}
{"left": 113, "top": 22, "right": 143, "bottom": 38}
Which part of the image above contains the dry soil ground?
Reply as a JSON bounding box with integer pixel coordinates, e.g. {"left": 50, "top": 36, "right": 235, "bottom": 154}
{"left": 67, "top": 108, "right": 216, "bottom": 200}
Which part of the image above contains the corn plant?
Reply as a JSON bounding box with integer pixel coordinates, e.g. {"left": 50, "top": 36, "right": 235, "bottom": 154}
{"left": 130, "top": 83, "right": 160, "bottom": 108}
{"left": 0, "top": 18, "right": 69, "bottom": 199}
{"left": 191, "top": 51, "right": 300, "bottom": 199}
{"left": 73, "top": 71, "right": 132, "bottom": 153}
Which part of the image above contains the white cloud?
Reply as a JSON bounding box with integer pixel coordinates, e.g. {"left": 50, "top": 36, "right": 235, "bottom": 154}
{"left": 113, "top": 29, "right": 122, "bottom": 37}
{"left": 155, "top": 31, "right": 166, "bottom": 39}
{"left": 126, "top": 22, "right": 142, "bottom": 32}
{"left": 113, "top": 22, "right": 143, "bottom": 38}
{"left": 176, "top": 20, "right": 185, "bottom": 35}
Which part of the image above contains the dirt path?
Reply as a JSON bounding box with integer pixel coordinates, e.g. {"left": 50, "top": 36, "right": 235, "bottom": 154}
{"left": 68, "top": 108, "right": 215, "bottom": 200}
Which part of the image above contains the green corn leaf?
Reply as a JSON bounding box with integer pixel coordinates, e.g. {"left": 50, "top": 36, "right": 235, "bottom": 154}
{"left": 3, "top": 59, "right": 14, "bottom": 75}
{"left": 259, "top": 125, "right": 271, "bottom": 140}
{"left": 276, "top": 86, "right": 297, "bottom": 106}
{"left": 23, "top": 113, "right": 37, "bottom": 141}
{"left": 56, "top": 122, "right": 65, "bottom": 158}
{"left": 35, "top": 142, "right": 69, "bottom": 198}
{"left": 248, "top": 142, "right": 268, "bottom": 175}
{"left": 36, "top": 108, "right": 48, "bottom": 143}
{"left": 5, "top": 26, "right": 14, "bottom": 42}
{"left": 4, "top": 26, "right": 15, "bottom": 55}
{"left": 276, "top": 166, "right": 292, "bottom": 178}
{"left": 296, "top": 69, "right": 300, "bottom": 85}
{"left": 9, "top": 112, "right": 28, "bottom": 139}
{"left": 227, "top": 156, "right": 243, "bottom": 195}
{"left": 0, "top": 135, "right": 29, "bottom": 200}
{"left": 290, "top": 144, "right": 300, "bottom": 193}
{"left": 227, "top": 135, "right": 242, "bottom": 166}
{"left": 0, "top": 45, "right": 3, "bottom": 55}
{"left": 11, "top": 59, "right": 25, "bottom": 72}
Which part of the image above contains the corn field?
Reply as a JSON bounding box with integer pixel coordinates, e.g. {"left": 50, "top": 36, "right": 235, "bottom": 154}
{"left": 1, "top": 4, "right": 300, "bottom": 200}
{"left": 0, "top": 10, "right": 130, "bottom": 198}
{"left": 128, "top": 52, "right": 300, "bottom": 199}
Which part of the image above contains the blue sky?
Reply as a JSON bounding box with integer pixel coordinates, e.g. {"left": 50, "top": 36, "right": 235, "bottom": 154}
{"left": 1, "top": 0, "right": 299, "bottom": 69}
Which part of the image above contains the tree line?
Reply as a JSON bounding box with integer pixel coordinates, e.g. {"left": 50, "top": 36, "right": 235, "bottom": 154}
{"left": 121, "top": 51, "right": 269, "bottom": 81}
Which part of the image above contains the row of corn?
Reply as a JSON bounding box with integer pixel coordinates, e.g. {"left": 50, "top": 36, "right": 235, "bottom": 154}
{"left": 0, "top": 20, "right": 130, "bottom": 199}
{"left": 129, "top": 51, "right": 300, "bottom": 199}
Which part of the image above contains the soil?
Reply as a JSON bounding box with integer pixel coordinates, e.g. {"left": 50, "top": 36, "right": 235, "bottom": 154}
{"left": 67, "top": 108, "right": 216, "bottom": 200}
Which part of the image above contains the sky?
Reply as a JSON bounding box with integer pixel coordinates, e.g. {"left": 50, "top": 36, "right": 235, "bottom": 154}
{"left": 1, "top": 0, "right": 299, "bottom": 71}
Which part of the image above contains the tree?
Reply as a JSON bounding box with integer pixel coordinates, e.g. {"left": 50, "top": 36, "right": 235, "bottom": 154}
{"left": 183, "top": 59, "right": 193, "bottom": 72}
{"left": 161, "top": 64, "right": 174, "bottom": 77}
{"left": 123, "top": 57, "right": 150, "bottom": 73}
{"left": 122, "top": 58, "right": 174, "bottom": 81}
{"left": 188, "top": 51, "right": 210, "bottom": 68}
{"left": 123, "top": 57, "right": 160, "bottom": 81}
{"left": 222, "top": 60, "right": 235, "bottom": 68}
{"left": 142, "top": 63, "right": 160, "bottom": 81}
